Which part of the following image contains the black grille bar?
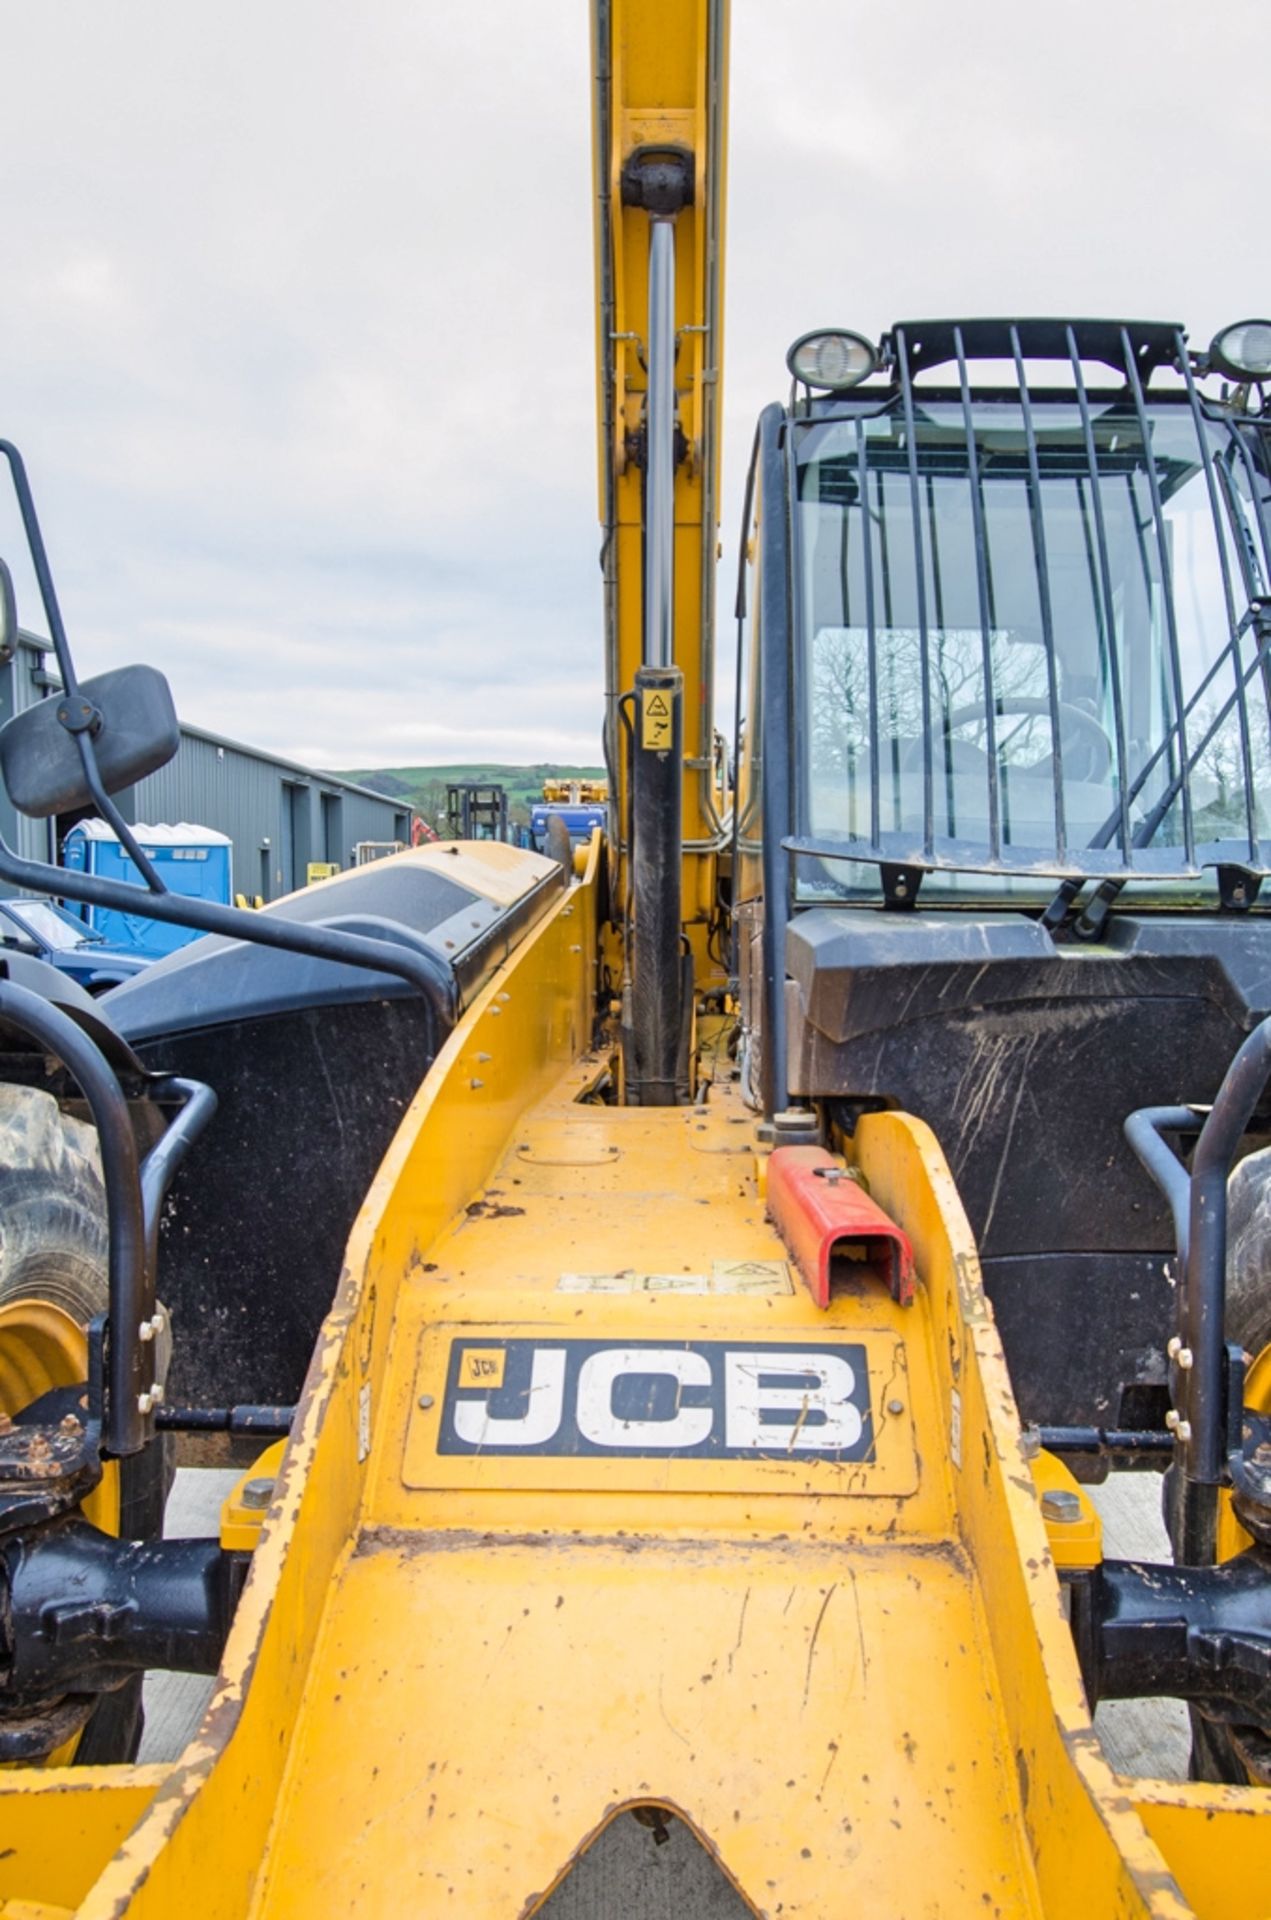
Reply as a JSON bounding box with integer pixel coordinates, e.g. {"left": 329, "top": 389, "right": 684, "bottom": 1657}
{"left": 854, "top": 418, "right": 882, "bottom": 847}
{"left": 952, "top": 324, "right": 1001, "bottom": 859}
{"left": 1010, "top": 324, "right": 1067, "bottom": 860}
{"left": 1067, "top": 327, "right": 1134, "bottom": 864}
{"left": 894, "top": 327, "right": 935, "bottom": 855}
{"left": 1120, "top": 325, "right": 1195, "bottom": 864}
{"left": 1178, "top": 329, "right": 1260, "bottom": 862}
{"left": 1230, "top": 420, "right": 1271, "bottom": 584}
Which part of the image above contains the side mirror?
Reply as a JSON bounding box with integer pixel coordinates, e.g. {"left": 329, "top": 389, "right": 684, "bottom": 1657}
{"left": 0, "top": 664, "right": 180, "bottom": 818}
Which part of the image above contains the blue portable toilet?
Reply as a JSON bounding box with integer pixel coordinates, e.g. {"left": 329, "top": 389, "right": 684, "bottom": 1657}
{"left": 61, "top": 822, "right": 233, "bottom": 957}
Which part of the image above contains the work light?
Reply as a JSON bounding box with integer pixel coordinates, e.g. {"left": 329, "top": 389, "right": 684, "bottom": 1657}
{"left": 786, "top": 328, "right": 877, "bottom": 391}
{"left": 1209, "top": 319, "right": 1271, "bottom": 383}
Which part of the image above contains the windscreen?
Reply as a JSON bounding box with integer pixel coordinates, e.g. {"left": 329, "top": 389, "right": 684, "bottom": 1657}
{"left": 795, "top": 395, "right": 1271, "bottom": 899}
{"left": 4, "top": 900, "right": 89, "bottom": 949}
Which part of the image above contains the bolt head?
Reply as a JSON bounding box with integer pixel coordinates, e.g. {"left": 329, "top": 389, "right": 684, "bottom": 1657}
{"left": 1041, "top": 1488, "right": 1083, "bottom": 1524}
{"left": 240, "top": 1477, "right": 275, "bottom": 1510}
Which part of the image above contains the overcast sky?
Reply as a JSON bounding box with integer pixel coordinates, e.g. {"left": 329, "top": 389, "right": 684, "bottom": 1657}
{"left": 0, "top": 1, "right": 1262, "bottom": 772}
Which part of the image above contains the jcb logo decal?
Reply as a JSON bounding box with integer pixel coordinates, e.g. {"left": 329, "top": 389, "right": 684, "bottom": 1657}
{"left": 438, "top": 1338, "right": 874, "bottom": 1461}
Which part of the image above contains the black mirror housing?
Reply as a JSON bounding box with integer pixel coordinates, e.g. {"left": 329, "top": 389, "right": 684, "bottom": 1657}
{"left": 0, "top": 664, "right": 180, "bottom": 818}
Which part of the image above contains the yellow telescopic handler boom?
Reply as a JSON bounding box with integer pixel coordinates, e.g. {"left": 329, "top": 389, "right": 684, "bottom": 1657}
{"left": 0, "top": 4, "right": 1269, "bottom": 1917}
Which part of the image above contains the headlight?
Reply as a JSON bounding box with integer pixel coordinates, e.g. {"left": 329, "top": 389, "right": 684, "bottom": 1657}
{"left": 1209, "top": 319, "right": 1271, "bottom": 383}
{"left": 786, "top": 328, "right": 877, "bottom": 391}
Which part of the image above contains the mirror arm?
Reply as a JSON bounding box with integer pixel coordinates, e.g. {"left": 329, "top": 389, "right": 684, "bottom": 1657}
{"left": 0, "top": 439, "right": 85, "bottom": 702}
{"left": 69, "top": 745, "right": 169, "bottom": 895}
{"left": 0, "top": 436, "right": 459, "bottom": 1024}
{"left": 0, "top": 440, "right": 170, "bottom": 897}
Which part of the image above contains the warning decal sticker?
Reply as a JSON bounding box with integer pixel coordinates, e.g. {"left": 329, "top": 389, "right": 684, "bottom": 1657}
{"left": 641, "top": 688, "right": 673, "bottom": 750}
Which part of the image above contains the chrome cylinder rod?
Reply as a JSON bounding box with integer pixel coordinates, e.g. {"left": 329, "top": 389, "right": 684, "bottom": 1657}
{"left": 644, "top": 216, "right": 676, "bottom": 668}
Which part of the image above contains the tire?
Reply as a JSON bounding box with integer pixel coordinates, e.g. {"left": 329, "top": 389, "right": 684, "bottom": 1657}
{"left": 0, "top": 1084, "right": 171, "bottom": 1763}
{"left": 1181, "top": 1145, "right": 1271, "bottom": 1783}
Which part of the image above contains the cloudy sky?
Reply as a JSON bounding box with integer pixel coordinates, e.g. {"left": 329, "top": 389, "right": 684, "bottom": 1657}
{"left": 0, "top": 1, "right": 1261, "bottom": 773}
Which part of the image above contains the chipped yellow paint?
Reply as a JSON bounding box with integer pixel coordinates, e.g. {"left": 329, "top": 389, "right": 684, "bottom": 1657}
{"left": 218, "top": 1440, "right": 287, "bottom": 1552}
{"left": 1031, "top": 1448, "right": 1104, "bottom": 1572}
{"left": 0, "top": 836, "right": 1266, "bottom": 1913}
{"left": 1132, "top": 1784, "right": 1271, "bottom": 1918}
{"left": 0, "top": 1771, "right": 166, "bottom": 1913}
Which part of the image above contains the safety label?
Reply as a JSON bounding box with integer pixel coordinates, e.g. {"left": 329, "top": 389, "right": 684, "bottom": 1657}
{"left": 641, "top": 687, "right": 672, "bottom": 750}
{"left": 558, "top": 1260, "right": 792, "bottom": 1295}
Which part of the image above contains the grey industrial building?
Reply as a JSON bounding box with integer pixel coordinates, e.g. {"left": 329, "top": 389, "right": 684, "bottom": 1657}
{"left": 1, "top": 632, "right": 411, "bottom": 900}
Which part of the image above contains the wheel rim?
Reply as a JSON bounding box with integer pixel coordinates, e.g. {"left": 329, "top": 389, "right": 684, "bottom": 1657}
{"left": 0, "top": 1295, "right": 121, "bottom": 1766}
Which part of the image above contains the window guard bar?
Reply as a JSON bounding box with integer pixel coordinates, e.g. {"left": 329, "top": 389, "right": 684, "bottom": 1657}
{"left": 1118, "top": 328, "right": 1195, "bottom": 864}
{"left": 794, "top": 318, "right": 1271, "bottom": 888}
{"left": 1177, "top": 329, "right": 1260, "bottom": 862}
{"left": 1010, "top": 323, "right": 1067, "bottom": 862}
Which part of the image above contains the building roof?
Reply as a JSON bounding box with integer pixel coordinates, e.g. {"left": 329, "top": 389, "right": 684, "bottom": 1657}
{"left": 65, "top": 820, "right": 233, "bottom": 846}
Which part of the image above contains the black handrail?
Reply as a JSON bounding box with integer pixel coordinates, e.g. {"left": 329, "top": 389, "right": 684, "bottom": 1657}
{"left": 0, "top": 839, "right": 459, "bottom": 1024}
{"left": 139, "top": 1077, "right": 219, "bottom": 1291}
{"left": 0, "top": 981, "right": 150, "bottom": 1455}
{"left": 1125, "top": 1017, "right": 1271, "bottom": 1564}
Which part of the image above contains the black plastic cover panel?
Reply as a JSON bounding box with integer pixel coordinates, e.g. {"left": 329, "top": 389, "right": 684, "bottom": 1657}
{"left": 107, "top": 861, "right": 480, "bottom": 1043}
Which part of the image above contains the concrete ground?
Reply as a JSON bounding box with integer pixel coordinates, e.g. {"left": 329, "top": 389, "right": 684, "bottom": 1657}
{"left": 139, "top": 1467, "right": 1192, "bottom": 1910}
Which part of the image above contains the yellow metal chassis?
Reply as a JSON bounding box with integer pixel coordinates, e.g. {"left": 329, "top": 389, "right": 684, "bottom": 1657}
{"left": 0, "top": 845, "right": 1265, "bottom": 1917}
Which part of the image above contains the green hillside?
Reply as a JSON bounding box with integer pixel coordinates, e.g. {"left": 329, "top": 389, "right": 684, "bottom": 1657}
{"left": 341, "top": 763, "right": 606, "bottom": 830}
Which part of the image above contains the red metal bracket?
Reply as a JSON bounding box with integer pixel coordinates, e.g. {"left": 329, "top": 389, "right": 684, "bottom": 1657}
{"left": 767, "top": 1146, "right": 916, "bottom": 1309}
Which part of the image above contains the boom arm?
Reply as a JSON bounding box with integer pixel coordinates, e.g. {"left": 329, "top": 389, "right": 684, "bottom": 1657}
{"left": 592, "top": 0, "right": 729, "bottom": 1008}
